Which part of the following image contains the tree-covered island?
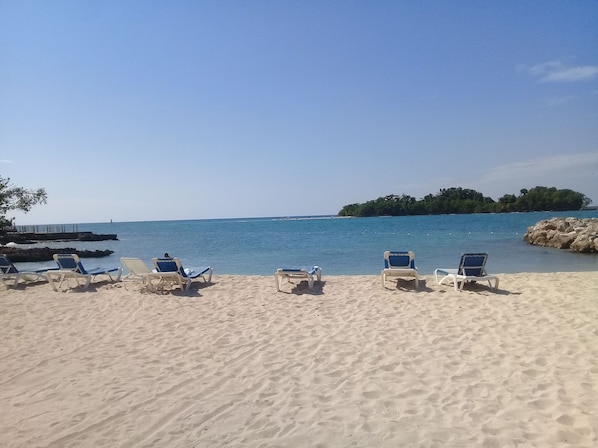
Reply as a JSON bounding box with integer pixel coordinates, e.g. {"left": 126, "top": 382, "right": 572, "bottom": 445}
{"left": 338, "top": 186, "right": 592, "bottom": 217}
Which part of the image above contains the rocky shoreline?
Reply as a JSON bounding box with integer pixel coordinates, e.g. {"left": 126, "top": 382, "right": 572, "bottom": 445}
{"left": 1, "top": 231, "right": 117, "bottom": 262}
{"left": 523, "top": 217, "right": 598, "bottom": 253}
{"left": 1, "top": 247, "right": 114, "bottom": 262}
{"left": 0, "top": 231, "right": 117, "bottom": 245}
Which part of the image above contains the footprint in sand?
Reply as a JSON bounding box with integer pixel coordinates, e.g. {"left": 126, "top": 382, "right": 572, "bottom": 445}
{"left": 556, "top": 414, "right": 574, "bottom": 426}
{"left": 528, "top": 398, "right": 553, "bottom": 410}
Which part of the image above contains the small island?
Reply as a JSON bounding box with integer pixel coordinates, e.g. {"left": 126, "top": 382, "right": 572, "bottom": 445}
{"left": 337, "top": 186, "right": 597, "bottom": 254}
{"left": 338, "top": 186, "right": 592, "bottom": 216}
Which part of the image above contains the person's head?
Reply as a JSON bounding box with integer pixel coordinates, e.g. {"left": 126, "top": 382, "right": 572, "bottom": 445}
{"left": 164, "top": 252, "right": 170, "bottom": 258}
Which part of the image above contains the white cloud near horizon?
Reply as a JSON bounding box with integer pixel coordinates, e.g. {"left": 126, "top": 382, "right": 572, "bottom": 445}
{"left": 470, "top": 152, "right": 598, "bottom": 202}
{"left": 402, "top": 152, "right": 598, "bottom": 204}
{"left": 480, "top": 152, "right": 598, "bottom": 178}
{"left": 518, "top": 60, "right": 598, "bottom": 82}
{"left": 546, "top": 95, "right": 578, "bottom": 106}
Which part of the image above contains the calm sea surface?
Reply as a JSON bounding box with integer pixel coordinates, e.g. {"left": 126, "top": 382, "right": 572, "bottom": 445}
{"left": 16, "top": 211, "right": 598, "bottom": 275}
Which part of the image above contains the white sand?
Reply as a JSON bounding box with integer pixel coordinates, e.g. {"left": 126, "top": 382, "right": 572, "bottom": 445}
{"left": 1, "top": 272, "right": 597, "bottom": 447}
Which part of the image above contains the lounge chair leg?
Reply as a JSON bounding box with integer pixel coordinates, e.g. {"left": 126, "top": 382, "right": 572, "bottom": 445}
{"left": 275, "top": 275, "right": 281, "bottom": 291}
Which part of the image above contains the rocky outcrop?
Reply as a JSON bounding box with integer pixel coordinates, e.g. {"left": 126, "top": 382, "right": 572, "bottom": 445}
{"left": 0, "top": 247, "right": 114, "bottom": 262}
{"left": 0, "top": 231, "right": 117, "bottom": 245}
{"left": 523, "top": 217, "right": 598, "bottom": 253}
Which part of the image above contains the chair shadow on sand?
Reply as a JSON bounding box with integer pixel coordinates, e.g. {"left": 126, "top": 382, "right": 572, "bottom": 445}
{"left": 385, "top": 277, "right": 517, "bottom": 296}
{"left": 435, "top": 280, "right": 517, "bottom": 296}
{"left": 386, "top": 277, "right": 433, "bottom": 292}
{"left": 280, "top": 279, "right": 326, "bottom": 295}
{"left": 136, "top": 279, "right": 214, "bottom": 297}
{"left": 51, "top": 279, "right": 121, "bottom": 293}
{"left": 460, "top": 283, "right": 517, "bottom": 296}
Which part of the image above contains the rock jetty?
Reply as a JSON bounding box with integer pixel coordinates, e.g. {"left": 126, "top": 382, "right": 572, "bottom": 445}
{"left": 0, "top": 247, "right": 114, "bottom": 262}
{"left": 0, "top": 230, "right": 117, "bottom": 262}
{"left": 0, "top": 231, "right": 117, "bottom": 244}
{"left": 523, "top": 217, "right": 598, "bottom": 253}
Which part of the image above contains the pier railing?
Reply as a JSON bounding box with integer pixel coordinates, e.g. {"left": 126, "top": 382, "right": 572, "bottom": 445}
{"left": 13, "top": 224, "right": 80, "bottom": 233}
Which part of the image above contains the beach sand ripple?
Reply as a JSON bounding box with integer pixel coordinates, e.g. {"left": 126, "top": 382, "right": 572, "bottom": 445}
{"left": 1, "top": 272, "right": 597, "bottom": 447}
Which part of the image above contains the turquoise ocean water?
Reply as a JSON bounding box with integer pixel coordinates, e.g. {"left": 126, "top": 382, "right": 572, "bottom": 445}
{"left": 15, "top": 210, "right": 598, "bottom": 276}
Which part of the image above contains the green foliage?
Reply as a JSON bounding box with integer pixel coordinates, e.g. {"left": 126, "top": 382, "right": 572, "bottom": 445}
{"left": 0, "top": 176, "right": 48, "bottom": 229}
{"left": 338, "top": 186, "right": 592, "bottom": 217}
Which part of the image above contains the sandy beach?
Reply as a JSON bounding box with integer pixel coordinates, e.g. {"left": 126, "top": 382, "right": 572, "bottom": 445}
{"left": 1, "top": 272, "right": 597, "bottom": 447}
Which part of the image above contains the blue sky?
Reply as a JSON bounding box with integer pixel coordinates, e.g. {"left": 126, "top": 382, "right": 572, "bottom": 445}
{"left": 1, "top": 1, "right": 597, "bottom": 225}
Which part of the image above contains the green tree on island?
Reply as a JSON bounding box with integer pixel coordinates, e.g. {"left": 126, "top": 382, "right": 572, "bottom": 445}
{"left": 0, "top": 176, "right": 47, "bottom": 230}
{"left": 338, "top": 186, "right": 591, "bottom": 217}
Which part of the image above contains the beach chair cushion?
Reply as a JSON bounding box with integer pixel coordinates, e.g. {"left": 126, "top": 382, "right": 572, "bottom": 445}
{"left": 275, "top": 266, "right": 322, "bottom": 291}
{"left": 434, "top": 253, "right": 499, "bottom": 291}
{"left": 0, "top": 254, "right": 56, "bottom": 288}
{"left": 381, "top": 251, "right": 419, "bottom": 288}
{"left": 152, "top": 257, "right": 213, "bottom": 291}
{"left": 47, "top": 253, "right": 122, "bottom": 290}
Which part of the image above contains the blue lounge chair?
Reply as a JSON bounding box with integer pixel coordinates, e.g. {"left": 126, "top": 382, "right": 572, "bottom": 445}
{"left": 47, "top": 253, "right": 122, "bottom": 290}
{"left": 434, "top": 253, "right": 499, "bottom": 291}
{"left": 275, "top": 266, "right": 322, "bottom": 291}
{"left": 120, "top": 257, "right": 188, "bottom": 292}
{"left": 381, "top": 251, "right": 419, "bottom": 289}
{"left": 152, "top": 257, "right": 213, "bottom": 292}
{"left": 0, "top": 253, "right": 56, "bottom": 288}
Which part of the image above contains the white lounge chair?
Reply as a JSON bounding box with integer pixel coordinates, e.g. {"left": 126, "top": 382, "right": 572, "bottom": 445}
{"left": 0, "top": 253, "right": 56, "bottom": 288}
{"left": 381, "top": 251, "right": 419, "bottom": 289}
{"left": 120, "top": 257, "right": 184, "bottom": 292}
{"left": 275, "top": 266, "right": 322, "bottom": 291}
{"left": 47, "top": 253, "right": 122, "bottom": 290}
{"left": 434, "top": 253, "right": 499, "bottom": 292}
{"left": 152, "top": 257, "right": 213, "bottom": 292}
